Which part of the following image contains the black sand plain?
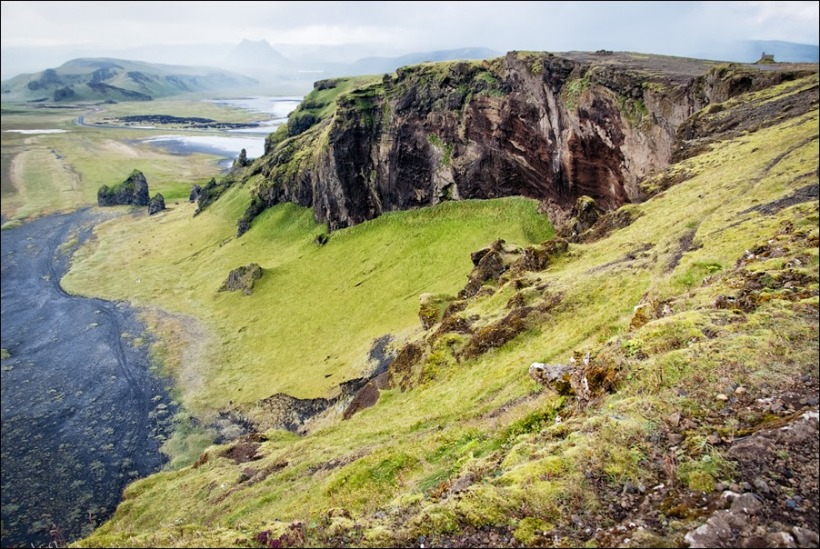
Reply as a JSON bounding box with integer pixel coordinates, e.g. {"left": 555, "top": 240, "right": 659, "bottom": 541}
{"left": 1, "top": 209, "right": 175, "bottom": 547}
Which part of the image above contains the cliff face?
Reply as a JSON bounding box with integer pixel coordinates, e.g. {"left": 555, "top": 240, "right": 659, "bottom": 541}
{"left": 242, "top": 52, "right": 809, "bottom": 232}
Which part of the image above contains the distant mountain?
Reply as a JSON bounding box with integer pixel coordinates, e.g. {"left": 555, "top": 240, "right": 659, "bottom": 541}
{"left": 735, "top": 40, "right": 819, "bottom": 63}
{"left": 692, "top": 40, "right": 819, "bottom": 63}
{"left": 224, "top": 39, "right": 292, "bottom": 70}
{"left": 348, "top": 47, "right": 502, "bottom": 75}
{"left": 214, "top": 42, "right": 502, "bottom": 90}
{"left": 0, "top": 58, "right": 258, "bottom": 103}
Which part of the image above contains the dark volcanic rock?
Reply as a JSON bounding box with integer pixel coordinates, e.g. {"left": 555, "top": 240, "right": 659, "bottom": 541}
{"left": 234, "top": 148, "right": 250, "bottom": 168}
{"left": 342, "top": 372, "right": 391, "bottom": 420}
{"left": 189, "top": 184, "right": 202, "bottom": 203}
{"left": 235, "top": 52, "right": 815, "bottom": 234}
{"left": 148, "top": 193, "right": 165, "bottom": 215}
{"left": 97, "top": 169, "right": 150, "bottom": 207}
{"left": 558, "top": 195, "right": 604, "bottom": 241}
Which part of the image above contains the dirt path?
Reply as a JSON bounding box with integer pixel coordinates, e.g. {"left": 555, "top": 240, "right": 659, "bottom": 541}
{"left": 0, "top": 209, "right": 176, "bottom": 547}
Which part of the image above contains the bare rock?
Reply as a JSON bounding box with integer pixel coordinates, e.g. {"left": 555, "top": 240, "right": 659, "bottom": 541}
{"left": 684, "top": 512, "right": 734, "bottom": 548}
{"left": 148, "top": 193, "right": 165, "bottom": 215}
{"left": 730, "top": 493, "right": 763, "bottom": 515}
{"left": 189, "top": 184, "right": 202, "bottom": 202}
{"left": 97, "top": 169, "right": 150, "bottom": 207}
{"left": 792, "top": 527, "right": 819, "bottom": 547}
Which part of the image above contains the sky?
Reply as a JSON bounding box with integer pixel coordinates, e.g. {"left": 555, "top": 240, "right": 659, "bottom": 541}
{"left": 1, "top": 1, "right": 818, "bottom": 78}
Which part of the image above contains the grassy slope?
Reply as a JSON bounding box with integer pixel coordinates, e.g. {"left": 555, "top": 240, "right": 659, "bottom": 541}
{"left": 62, "top": 194, "right": 553, "bottom": 406}
{"left": 70, "top": 75, "right": 818, "bottom": 547}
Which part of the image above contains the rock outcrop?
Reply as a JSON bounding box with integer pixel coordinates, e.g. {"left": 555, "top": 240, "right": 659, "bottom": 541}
{"left": 97, "top": 169, "right": 150, "bottom": 207}
{"left": 237, "top": 52, "right": 813, "bottom": 235}
{"left": 188, "top": 184, "right": 202, "bottom": 203}
{"left": 148, "top": 193, "right": 165, "bottom": 215}
{"left": 219, "top": 263, "right": 263, "bottom": 295}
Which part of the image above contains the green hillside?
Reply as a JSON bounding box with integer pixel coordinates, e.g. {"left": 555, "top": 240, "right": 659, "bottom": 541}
{"left": 59, "top": 71, "right": 819, "bottom": 547}
{"left": 1, "top": 58, "right": 257, "bottom": 102}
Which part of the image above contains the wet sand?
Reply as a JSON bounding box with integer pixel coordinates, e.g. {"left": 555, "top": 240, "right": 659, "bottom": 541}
{"left": 1, "top": 209, "right": 176, "bottom": 547}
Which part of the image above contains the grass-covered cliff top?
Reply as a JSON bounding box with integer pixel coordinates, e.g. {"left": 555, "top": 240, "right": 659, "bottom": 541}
{"left": 64, "top": 66, "right": 819, "bottom": 547}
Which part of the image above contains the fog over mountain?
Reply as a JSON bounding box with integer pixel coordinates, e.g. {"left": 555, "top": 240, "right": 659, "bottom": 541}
{"left": 2, "top": 1, "right": 817, "bottom": 80}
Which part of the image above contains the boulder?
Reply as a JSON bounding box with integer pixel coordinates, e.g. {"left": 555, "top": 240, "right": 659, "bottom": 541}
{"left": 342, "top": 372, "right": 391, "bottom": 420}
{"left": 97, "top": 169, "right": 150, "bottom": 207}
{"left": 529, "top": 352, "right": 616, "bottom": 400}
{"left": 529, "top": 362, "right": 574, "bottom": 395}
{"left": 219, "top": 263, "right": 263, "bottom": 295}
{"left": 233, "top": 148, "right": 249, "bottom": 168}
{"left": 148, "top": 193, "right": 165, "bottom": 215}
{"left": 558, "top": 195, "right": 603, "bottom": 241}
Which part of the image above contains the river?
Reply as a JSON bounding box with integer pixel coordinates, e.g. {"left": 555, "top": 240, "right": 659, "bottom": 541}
{"left": 137, "top": 96, "right": 301, "bottom": 168}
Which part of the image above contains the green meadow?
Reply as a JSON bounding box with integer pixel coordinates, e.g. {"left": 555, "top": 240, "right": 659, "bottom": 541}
{"left": 62, "top": 193, "right": 554, "bottom": 406}
{"left": 2, "top": 68, "right": 818, "bottom": 547}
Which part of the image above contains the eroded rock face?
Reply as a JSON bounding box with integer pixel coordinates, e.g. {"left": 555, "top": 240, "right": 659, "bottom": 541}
{"left": 238, "top": 52, "right": 811, "bottom": 234}
{"left": 97, "top": 169, "right": 150, "bottom": 207}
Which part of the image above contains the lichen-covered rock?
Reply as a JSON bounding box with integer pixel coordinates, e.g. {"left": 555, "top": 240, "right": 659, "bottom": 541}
{"left": 629, "top": 303, "right": 653, "bottom": 330}
{"left": 529, "top": 362, "right": 574, "bottom": 395}
{"left": 97, "top": 169, "right": 150, "bottom": 207}
{"left": 434, "top": 314, "right": 475, "bottom": 338}
{"left": 418, "top": 293, "right": 442, "bottom": 330}
{"left": 529, "top": 350, "right": 618, "bottom": 400}
{"left": 219, "top": 263, "right": 263, "bottom": 295}
{"left": 578, "top": 206, "right": 643, "bottom": 242}
{"left": 148, "top": 193, "right": 165, "bottom": 215}
{"left": 459, "top": 241, "right": 511, "bottom": 298}
{"left": 558, "top": 195, "right": 603, "bottom": 241}
{"left": 387, "top": 342, "right": 425, "bottom": 391}
{"left": 510, "top": 237, "right": 569, "bottom": 273}
{"left": 460, "top": 306, "right": 533, "bottom": 358}
{"left": 460, "top": 249, "right": 507, "bottom": 298}
{"left": 419, "top": 301, "right": 438, "bottom": 330}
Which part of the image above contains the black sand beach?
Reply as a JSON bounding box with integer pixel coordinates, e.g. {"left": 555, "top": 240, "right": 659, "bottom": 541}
{"left": 1, "top": 209, "right": 176, "bottom": 547}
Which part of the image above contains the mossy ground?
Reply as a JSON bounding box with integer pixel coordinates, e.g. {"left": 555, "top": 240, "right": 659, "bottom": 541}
{"left": 6, "top": 70, "right": 818, "bottom": 547}
{"left": 62, "top": 195, "right": 554, "bottom": 409}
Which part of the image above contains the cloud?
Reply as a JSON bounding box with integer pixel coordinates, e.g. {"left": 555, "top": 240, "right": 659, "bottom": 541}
{"left": 1, "top": 0, "right": 817, "bottom": 78}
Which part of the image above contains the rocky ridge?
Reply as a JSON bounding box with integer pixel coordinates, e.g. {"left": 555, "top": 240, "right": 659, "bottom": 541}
{"left": 230, "top": 51, "right": 815, "bottom": 234}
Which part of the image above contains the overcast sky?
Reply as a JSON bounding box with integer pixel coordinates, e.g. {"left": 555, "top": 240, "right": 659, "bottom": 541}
{"left": 2, "top": 1, "right": 818, "bottom": 78}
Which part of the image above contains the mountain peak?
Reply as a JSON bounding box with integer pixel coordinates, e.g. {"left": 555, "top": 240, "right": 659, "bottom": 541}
{"left": 227, "top": 39, "right": 290, "bottom": 68}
